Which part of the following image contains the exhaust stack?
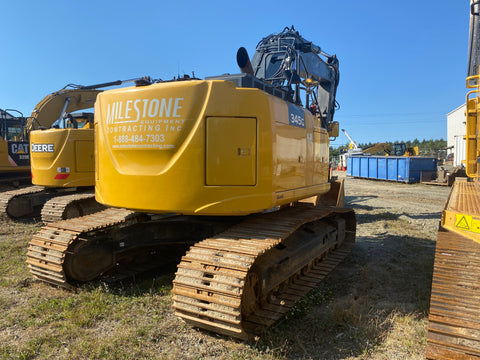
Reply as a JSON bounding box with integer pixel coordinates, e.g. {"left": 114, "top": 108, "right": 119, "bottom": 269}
{"left": 236, "top": 47, "right": 254, "bottom": 76}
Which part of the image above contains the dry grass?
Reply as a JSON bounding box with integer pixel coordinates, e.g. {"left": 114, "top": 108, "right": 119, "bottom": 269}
{"left": 0, "top": 176, "right": 450, "bottom": 359}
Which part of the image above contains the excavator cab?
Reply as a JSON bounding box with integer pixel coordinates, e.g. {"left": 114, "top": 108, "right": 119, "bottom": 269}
{"left": 390, "top": 143, "right": 406, "bottom": 156}
{"left": 0, "top": 111, "right": 27, "bottom": 140}
{"left": 388, "top": 143, "right": 418, "bottom": 156}
{"left": 51, "top": 112, "right": 94, "bottom": 129}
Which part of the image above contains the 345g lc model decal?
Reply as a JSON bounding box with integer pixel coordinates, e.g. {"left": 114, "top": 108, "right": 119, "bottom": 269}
{"left": 287, "top": 103, "right": 305, "bottom": 128}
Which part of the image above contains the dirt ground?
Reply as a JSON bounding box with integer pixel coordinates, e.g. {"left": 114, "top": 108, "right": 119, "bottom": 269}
{"left": 327, "top": 171, "right": 451, "bottom": 359}
{"left": 0, "top": 174, "right": 451, "bottom": 359}
{"left": 340, "top": 171, "right": 449, "bottom": 236}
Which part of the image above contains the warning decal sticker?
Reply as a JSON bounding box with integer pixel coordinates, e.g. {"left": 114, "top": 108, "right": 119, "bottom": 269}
{"left": 455, "top": 214, "right": 480, "bottom": 234}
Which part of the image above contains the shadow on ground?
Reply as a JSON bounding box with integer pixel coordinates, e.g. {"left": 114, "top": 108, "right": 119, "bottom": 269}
{"left": 248, "top": 228, "right": 435, "bottom": 359}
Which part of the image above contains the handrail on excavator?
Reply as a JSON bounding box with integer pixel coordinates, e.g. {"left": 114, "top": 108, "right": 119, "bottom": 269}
{"left": 465, "top": 75, "right": 480, "bottom": 178}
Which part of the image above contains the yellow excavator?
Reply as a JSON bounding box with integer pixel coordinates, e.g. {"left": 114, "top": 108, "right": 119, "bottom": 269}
{"left": 426, "top": 2, "right": 480, "bottom": 358}
{"left": 0, "top": 78, "right": 149, "bottom": 220}
{"left": 362, "top": 142, "right": 419, "bottom": 156}
{"left": 26, "top": 27, "right": 356, "bottom": 340}
{"left": 0, "top": 108, "right": 30, "bottom": 180}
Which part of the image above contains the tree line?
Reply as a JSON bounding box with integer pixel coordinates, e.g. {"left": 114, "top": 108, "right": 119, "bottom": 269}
{"left": 330, "top": 138, "right": 447, "bottom": 161}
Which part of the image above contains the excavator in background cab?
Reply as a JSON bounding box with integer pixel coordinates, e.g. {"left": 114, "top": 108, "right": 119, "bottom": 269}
{"left": 387, "top": 142, "right": 419, "bottom": 157}
{"left": 0, "top": 109, "right": 30, "bottom": 180}
{"left": 0, "top": 77, "right": 150, "bottom": 221}
{"left": 26, "top": 26, "right": 356, "bottom": 340}
{"left": 426, "top": 2, "right": 480, "bottom": 358}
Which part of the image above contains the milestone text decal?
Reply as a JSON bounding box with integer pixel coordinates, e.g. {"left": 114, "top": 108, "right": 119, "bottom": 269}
{"left": 106, "top": 97, "right": 188, "bottom": 150}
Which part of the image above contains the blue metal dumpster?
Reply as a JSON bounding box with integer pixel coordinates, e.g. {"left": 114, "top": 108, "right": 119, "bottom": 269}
{"left": 346, "top": 156, "right": 437, "bottom": 183}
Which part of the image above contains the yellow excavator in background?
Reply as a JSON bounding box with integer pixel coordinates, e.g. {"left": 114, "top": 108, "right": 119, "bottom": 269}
{"left": 362, "top": 142, "right": 419, "bottom": 156}
{"left": 0, "top": 108, "right": 30, "bottom": 180}
{"left": 361, "top": 142, "right": 391, "bottom": 155}
{"left": 341, "top": 128, "right": 418, "bottom": 156}
{"left": 426, "top": 2, "right": 480, "bottom": 358}
{"left": 338, "top": 128, "right": 418, "bottom": 169}
{"left": 26, "top": 26, "right": 356, "bottom": 340}
{"left": 0, "top": 78, "right": 150, "bottom": 220}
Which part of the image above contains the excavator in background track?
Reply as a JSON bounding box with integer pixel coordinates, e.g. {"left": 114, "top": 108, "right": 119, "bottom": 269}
{"left": 0, "top": 77, "right": 150, "bottom": 221}
{"left": 426, "top": 2, "right": 480, "bottom": 358}
{"left": 26, "top": 26, "right": 356, "bottom": 340}
{"left": 0, "top": 109, "right": 30, "bottom": 182}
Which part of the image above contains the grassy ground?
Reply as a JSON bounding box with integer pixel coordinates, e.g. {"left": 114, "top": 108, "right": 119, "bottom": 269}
{"left": 0, "top": 178, "right": 450, "bottom": 359}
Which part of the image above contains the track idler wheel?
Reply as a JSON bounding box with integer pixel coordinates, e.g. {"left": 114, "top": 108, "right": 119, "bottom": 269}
{"left": 241, "top": 269, "right": 262, "bottom": 317}
{"left": 63, "top": 240, "right": 114, "bottom": 282}
{"left": 63, "top": 203, "right": 82, "bottom": 219}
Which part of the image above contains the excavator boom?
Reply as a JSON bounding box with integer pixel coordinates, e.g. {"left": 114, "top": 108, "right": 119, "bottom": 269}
{"left": 341, "top": 128, "right": 359, "bottom": 150}
{"left": 362, "top": 142, "right": 390, "bottom": 155}
{"left": 26, "top": 89, "right": 100, "bottom": 132}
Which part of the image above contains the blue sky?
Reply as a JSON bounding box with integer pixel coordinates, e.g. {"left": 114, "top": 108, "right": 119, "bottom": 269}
{"left": 0, "top": 1, "right": 469, "bottom": 147}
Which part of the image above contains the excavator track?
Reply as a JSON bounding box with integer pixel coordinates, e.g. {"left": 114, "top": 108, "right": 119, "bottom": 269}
{"left": 426, "top": 229, "right": 480, "bottom": 359}
{"left": 172, "top": 204, "right": 355, "bottom": 339}
{"left": 40, "top": 191, "right": 106, "bottom": 223}
{"left": 26, "top": 197, "right": 355, "bottom": 339}
{"left": 0, "top": 185, "right": 104, "bottom": 221}
{"left": 26, "top": 208, "right": 237, "bottom": 289}
{"left": 0, "top": 185, "right": 48, "bottom": 218}
{"left": 426, "top": 181, "right": 480, "bottom": 359}
{"left": 26, "top": 208, "right": 142, "bottom": 288}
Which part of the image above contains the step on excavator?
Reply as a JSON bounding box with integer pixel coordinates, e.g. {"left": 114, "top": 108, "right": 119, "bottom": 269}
{"left": 426, "top": 2, "right": 480, "bottom": 358}
{"left": 26, "top": 26, "right": 356, "bottom": 339}
{"left": 0, "top": 77, "right": 149, "bottom": 221}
